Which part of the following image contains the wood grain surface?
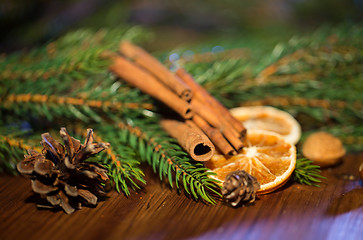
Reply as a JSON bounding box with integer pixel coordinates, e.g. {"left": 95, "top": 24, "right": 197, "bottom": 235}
{"left": 1, "top": 153, "right": 362, "bottom": 240}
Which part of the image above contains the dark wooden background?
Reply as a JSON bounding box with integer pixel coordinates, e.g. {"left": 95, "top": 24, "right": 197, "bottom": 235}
{"left": 1, "top": 153, "right": 362, "bottom": 240}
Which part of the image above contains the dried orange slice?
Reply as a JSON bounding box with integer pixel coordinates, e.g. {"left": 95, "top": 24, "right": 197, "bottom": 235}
{"left": 205, "top": 129, "right": 296, "bottom": 194}
{"left": 230, "top": 106, "right": 301, "bottom": 145}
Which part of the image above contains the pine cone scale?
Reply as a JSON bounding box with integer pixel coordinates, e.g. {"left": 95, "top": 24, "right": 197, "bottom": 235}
{"left": 86, "top": 163, "right": 109, "bottom": 181}
{"left": 60, "top": 128, "right": 81, "bottom": 162}
{"left": 81, "top": 170, "right": 99, "bottom": 179}
{"left": 33, "top": 160, "right": 54, "bottom": 176}
{"left": 17, "top": 150, "right": 45, "bottom": 175}
{"left": 64, "top": 156, "right": 76, "bottom": 169}
{"left": 41, "top": 133, "right": 65, "bottom": 162}
{"left": 64, "top": 184, "right": 78, "bottom": 197}
{"left": 78, "top": 189, "right": 97, "bottom": 205}
{"left": 46, "top": 195, "right": 61, "bottom": 206}
{"left": 59, "top": 191, "right": 75, "bottom": 214}
{"left": 31, "top": 180, "right": 57, "bottom": 195}
{"left": 17, "top": 161, "right": 35, "bottom": 175}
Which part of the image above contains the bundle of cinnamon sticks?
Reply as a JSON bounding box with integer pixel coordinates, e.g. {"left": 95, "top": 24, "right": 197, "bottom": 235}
{"left": 109, "top": 41, "right": 246, "bottom": 161}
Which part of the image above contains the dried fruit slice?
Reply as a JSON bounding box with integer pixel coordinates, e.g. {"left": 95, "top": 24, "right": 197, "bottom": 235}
{"left": 205, "top": 130, "right": 296, "bottom": 194}
{"left": 230, "top": 106, "right": 301, "bottom": 144}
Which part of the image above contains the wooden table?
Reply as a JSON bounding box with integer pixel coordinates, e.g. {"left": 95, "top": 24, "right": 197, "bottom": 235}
{"left": 1, "top": 153, "right": 362, "bottom": 240}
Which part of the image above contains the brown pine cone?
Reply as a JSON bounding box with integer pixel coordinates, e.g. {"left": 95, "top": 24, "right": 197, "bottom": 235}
{"left": 17, "top": 128, "right": 110, "bottom": 214}
{"left": 222, "top": 170, "right": 260, "bottom": 207}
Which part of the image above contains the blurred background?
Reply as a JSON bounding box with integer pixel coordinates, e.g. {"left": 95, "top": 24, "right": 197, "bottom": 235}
{"left": 0, "top": 0, "right": 362, "bottom": 53}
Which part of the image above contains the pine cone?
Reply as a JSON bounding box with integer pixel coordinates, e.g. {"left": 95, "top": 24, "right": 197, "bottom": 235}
{"left": 222, "top": 170, "right": 260, "bottom": 207}
{"left": 17, "top": 128, "right": 110, "bottom": 214}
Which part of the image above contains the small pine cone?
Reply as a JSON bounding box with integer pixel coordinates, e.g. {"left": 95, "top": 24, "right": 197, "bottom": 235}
{"left": 17, "top": 128, "right": 110, "bottom": 214}
{"left": 222, "top": 170, "right": 260, "bottom": 207}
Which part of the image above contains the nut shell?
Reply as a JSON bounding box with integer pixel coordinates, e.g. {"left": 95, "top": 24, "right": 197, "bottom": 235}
{"left": 302, "top": 132, "right": 345, "bottom": 167}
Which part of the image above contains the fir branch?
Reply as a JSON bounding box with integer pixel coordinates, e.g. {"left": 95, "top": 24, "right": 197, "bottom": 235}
{"left": 181, "top": 24, "right": 362, "bottom": 106}
{"left": 293, "top": 158, "right": 326, "bottom": 187}
{"left": 0, "top": 26, "right": 151, "bottom": 82}
{"left": 254, "top": 45, "right": 360, "bottom": 84}
{"left": 116, "top": 122, "right": 222, "bottom": 204}
{"left": 0, "top": 133, "right": 42, "bottom": 173}
{"left": 1, "top": 93, "right": 153, "bottom": 121}
{"left": 93, "top": 134, "right": 146, "bottom": 196}
{"left": 0, "top": 26, "right": 153, "bottom": 124}
{"left": 0, "top": 135, "right": 41, "bottom": 152}
{"left": 0, "top": 72, "right": 153, "bottom": 123}
{"left": 70, "top": 124, "right": 146, "bottom": 196}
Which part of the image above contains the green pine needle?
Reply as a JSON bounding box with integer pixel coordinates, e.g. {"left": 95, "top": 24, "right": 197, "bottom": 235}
{"left": 0, "top": 126, "right": 42, "bottom": 174}
{"left": 293, "top": 158, "right": 326, "bottom": 187}
{"left": 90, "top": 128, "right": 147, "bottom": 196}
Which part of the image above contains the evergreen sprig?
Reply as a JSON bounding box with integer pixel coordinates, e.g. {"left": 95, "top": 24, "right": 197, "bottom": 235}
{"left": 113, "top": 122, "right": 222, "bottom": 203}
{"left": 98, "top": 143, "right": 146, "bottom": 196}
{"left": 0, "top": 125, "right": 42, "bottom": 173}
{"left": 293, "top": 158, "right": 326, "bottom": 187}
{"left": 0, "top": 75, "right": 153, "bottom": 124}
{"left": 65, "top": 123, "right": 147, "bottom": 196}
{"left": 0, "top": 135, "right": 26, "bottom": 173}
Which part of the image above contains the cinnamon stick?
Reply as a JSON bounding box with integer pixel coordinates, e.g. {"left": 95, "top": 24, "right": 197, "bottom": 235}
{"left": 109, "top": 56, "right": 193, "bottom": 119}
{"left": 120, "top": 41, "right": 192, "bottom": 101}
{"left": 191, "top": 92, "right": 239, "bottom": 138}
{"left": 177, "top": 70, "right": 243, "bottom": 149}
{"left": 193, "top": 115, "right": 236, "bottom": 156}
{"left": 176, "top": 68, "right": 246, "bottom": 138}
{"left": 160, "top": 119, "right": 215, "bottom": 162}
{"left": 191, "top": 99, "right": 243, "bottom": 152}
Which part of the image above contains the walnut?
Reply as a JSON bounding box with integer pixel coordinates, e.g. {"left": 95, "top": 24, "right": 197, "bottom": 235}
{"left": 302, "top": 132, "right": 345, "bottom": 167}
